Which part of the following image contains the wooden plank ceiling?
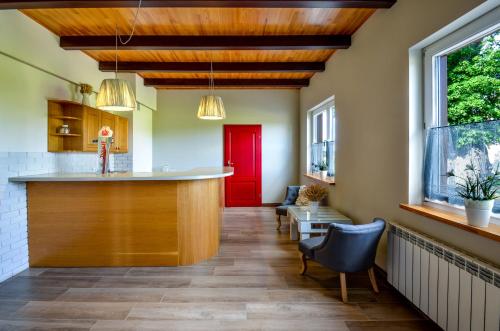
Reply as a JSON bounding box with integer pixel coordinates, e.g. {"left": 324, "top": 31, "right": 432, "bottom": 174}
{"left": 10, "top": 1, "right": 396, "bottom": 89}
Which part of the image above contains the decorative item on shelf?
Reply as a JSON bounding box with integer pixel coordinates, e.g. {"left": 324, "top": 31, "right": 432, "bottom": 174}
{"left": 318, "top": 161, "right": 328, "bottom": 179}
{"left": 303, "top": 184, "right": 329, "bottom": 214}
{"left": 447, "top": 161, "right": 499, "bottom": 228}
{"left": 197, "top": 61, "right": 226, "bottom": 120}
{"left": 79, "top": 83, "right": 93, "bottom": 106}
{"left": 58, "top": 124, "right": 70, "bottom": 135}
{"left": 96, "top": 2, "right": 142, "bottom": 111}
{"left": 97, "top": 126, "right": 114, "bottom": 174}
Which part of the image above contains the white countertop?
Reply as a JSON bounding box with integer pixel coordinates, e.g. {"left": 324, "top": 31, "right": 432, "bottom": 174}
{"left": 9, "top": 167, "right": 234, "bottom": 182}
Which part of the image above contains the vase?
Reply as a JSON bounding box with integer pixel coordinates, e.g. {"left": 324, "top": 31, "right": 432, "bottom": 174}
{"left": 81, "top": 92, "right": 91, "bottom": 106}
{"left": 464, "top": 199, "right": 494, "bottom": 227}
{"left": 320, "top": 171, "right": 328, "bottom": 179}
{"left": 309, "top": 201, "right": 319, "bottom": 214}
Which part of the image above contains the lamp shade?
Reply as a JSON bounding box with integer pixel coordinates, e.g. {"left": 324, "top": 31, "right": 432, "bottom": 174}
{"left": 96, "top": 79, "right": 136, "bottom": 111}
{"left": 197, "top": 95, "right": 226, "bottom": 120}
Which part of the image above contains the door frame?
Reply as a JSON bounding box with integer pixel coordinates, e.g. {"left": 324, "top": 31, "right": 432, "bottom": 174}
{"left": 223, "top": 124, "right": 262, "bottom": 207}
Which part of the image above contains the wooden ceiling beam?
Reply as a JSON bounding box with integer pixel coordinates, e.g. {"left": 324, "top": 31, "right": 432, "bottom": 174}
{"left": 61, "top": 35, "right": 351, "bottom": 50}
{"left": 99, "top": 61, "right": 325, "bottom": 73}
{"left": 143, "top": 78, "right": 309, "bottom": 87}
{"left": 1, "top": 1, "right": 396, "bottom": 9}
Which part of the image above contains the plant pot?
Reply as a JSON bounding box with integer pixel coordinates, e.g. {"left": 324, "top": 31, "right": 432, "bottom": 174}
{"left": 320, "top": 171, "right": 328, "bottom": 179}
{"left": 309, "top": 201, "right": 319, "bottom": 214}
{"left": 464, "top": 199, "right": 494, "bottom": 228}
{"left": 81, "top": 92, "right": 91, "bottom": 106}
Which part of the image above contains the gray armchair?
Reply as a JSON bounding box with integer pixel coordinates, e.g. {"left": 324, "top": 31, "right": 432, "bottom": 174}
{"left": 275, "top": 186, "right": 301, "bottom": 230}
{"left": 299, "top": 218, "right": 386, "bottom": 303}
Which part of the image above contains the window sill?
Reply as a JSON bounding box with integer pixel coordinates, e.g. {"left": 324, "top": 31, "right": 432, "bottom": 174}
{"left": 304, "top": 173, "right": 336, "bottom": 185}
{"left": 400, "top": 203, "right": 500, "bottom": 242}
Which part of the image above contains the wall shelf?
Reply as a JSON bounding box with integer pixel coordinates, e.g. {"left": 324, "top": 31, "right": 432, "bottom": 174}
{"left": 50, "top": 116, "right": 82, "bottom": 121}
{"left": 50, "top": 133, "right": 82, "bottom": 137}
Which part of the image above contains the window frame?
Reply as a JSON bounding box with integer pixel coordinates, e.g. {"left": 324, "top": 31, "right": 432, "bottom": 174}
{"left": 422, "top": 8, "right": 500, "bottom": 221}
{"left": 307, "top": 96, "right": 335, "bottom": 174}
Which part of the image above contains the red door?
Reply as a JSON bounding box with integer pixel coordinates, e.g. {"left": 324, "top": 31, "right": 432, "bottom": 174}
{"left": 224, "top": 125, "right": 262, "bottom": 207}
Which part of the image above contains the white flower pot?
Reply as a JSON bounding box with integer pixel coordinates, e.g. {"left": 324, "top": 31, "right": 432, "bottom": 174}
{"left": 309, "top": 201, "right": 319, "bottom": 214}
{"left": 320, "top": 171, "right": 328, "bottom": 179}
{"left": 464, "top": 199, "right": 494, "bottom": 228}
{"left": 81, "top": 92, "right": 91, "bottom": 106}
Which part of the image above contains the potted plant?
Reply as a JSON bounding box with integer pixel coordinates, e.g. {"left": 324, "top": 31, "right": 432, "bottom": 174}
{"left": 447, "top": 162, "right": 499, "bottom": 227}
{"left": 80, "top": 83, "right": 93, "bottom": 106}
{"left": 303, "top": 184, "right": 329, "bottom": 214}
{"left": 318, "top": 161, "right": 328, "bottom": 179}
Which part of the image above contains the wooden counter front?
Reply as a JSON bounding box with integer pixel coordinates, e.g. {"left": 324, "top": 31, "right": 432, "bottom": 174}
{"left": 27, "top": 179, "right": 223, "bottom": 267}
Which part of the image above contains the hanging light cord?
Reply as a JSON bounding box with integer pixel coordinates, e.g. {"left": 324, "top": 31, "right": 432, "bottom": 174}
{"left": 209, "top": 60, "right": 215, "bottom": 96}
{"left": 113, "top": 0, "right": 142, "bottom": 78}
{"left": 115, "top": 27, "right": 118, "bottom": 78}
{"left": 118, "top": 0, "right": 143, "bottom": 45}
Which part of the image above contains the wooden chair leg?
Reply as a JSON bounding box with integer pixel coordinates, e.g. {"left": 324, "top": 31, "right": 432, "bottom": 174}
{"left": 299, "top": 252, "right": 308, "bottom": 275}
{"left": 340, "top": 272, "right": 348, "bottom": 303}
{"left": 276, "top": 215, "right": 281, "bottom": 230}
{"left": 368, "top": 267, "right": 379, "bottom": 293}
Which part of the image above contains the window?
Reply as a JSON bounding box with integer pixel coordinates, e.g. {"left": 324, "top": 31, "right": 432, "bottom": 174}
{"left": 424, "top": 12, "right": 499, "bottom": 216}
{"left": 309, "top": 97, "right": 335, "bottom": 176}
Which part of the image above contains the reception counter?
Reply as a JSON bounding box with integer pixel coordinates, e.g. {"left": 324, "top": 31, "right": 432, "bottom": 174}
{"left": 10, "top": 167, "right": 233, "bottom": 267}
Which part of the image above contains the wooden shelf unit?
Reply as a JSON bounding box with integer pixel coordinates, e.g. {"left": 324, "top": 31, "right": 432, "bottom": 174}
{"left": 47, "top": 99, "right": 129, "bottom": 153}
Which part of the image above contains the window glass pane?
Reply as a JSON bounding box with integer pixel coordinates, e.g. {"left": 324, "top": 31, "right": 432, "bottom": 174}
{"left": 309, "top": 100, "right": 335, "bottom": 175}
{"left": 424, "top": 120, "right": 500, "bottom": 213}
{"left": 446, "top": 31, "right": 499, "bottom": 126}
{"left": 314, "top": 113, "right": 324, "bottom": 143}
{"left": 424, "top": 29, "right": 499, "bottom": 211}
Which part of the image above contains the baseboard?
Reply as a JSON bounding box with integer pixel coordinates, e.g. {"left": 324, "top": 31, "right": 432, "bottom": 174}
{"left": 373, "top": 264, "right": 387, "bottom": 279}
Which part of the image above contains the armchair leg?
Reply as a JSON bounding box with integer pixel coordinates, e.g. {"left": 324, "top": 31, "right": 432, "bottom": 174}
{"left": 299, "top": 252, "right": 308, "bottom": 275}
{"left": 340, "top": 273, "right": 348, "bottom": 303}
{"left": 368, "top": 267, "right": 379, "bottom": 293}
{"left": 276, "top": 215, "right": 281, "bottom": 230}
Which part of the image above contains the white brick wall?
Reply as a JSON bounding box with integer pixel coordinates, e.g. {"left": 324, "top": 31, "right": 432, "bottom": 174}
{"left": 0, "top": 151, "right": 132, "bottom": 283}
{"left": 114, "top": 153, "right": 133, "bottom": 172}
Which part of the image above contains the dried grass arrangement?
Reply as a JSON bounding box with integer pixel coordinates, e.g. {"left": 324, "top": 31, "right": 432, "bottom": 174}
{"left": 303, "top": 184, "right": 328, "bottom": 202}
{"left": 79, "top": 83, "right": 93, "bottom": 94}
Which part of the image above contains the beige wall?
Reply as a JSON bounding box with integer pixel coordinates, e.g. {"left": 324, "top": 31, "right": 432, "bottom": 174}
{"left": 0, "top": 11, "right": 155, "bottom": 159}
{"left": 154, "top": 89, "right": 300, "bottom": 203}
{"left": 300, "top": 0, "right": 500, "bottom": 268}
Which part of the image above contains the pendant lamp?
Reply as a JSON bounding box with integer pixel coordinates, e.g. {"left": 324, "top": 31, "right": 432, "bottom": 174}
{"left": 197, "top": 62, "right": 226, "bottom": 120}
{"left": 97, "top": 2, "right": 142, "bottom": 112}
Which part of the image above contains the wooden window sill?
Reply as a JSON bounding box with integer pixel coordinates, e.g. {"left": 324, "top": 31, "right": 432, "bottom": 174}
{"left": 304, "top": 173, "right": 336, "bottom": 185}
{"left": 400, "top": 203, "right": 500, "bottom": 242}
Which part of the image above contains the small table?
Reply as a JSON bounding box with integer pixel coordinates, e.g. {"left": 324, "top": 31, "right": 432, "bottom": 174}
{"left": 288, "top": 206, "right": 352, "bottom": 240}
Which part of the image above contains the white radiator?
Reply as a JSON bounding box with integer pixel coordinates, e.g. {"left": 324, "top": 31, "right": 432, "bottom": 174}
{"left": 387, "top": 223, "right": 500, "bottom": 331}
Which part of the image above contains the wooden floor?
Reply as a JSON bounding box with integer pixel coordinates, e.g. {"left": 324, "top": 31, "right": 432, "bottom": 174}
{"left": 0, "top": 207, "right": 438, "bottom": 331}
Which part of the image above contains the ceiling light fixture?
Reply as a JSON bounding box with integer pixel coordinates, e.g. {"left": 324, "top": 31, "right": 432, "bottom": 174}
{"left": 197, "top": 61, "right": 226, "bottom": 120}
{"left": 96, "top": 1, "right": 142, "bottom": 112}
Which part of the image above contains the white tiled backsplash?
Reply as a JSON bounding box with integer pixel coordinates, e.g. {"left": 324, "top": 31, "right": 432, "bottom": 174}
{"left": 0, "top": 152, "right": 132, "bottom": 282}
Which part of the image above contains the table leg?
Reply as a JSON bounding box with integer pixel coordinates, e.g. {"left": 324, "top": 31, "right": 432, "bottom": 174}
{"left": 300, "top": 232, "right": 310, "bottom": 240}
{"left": 290, "top": 216, "right": 298, "bottom": 241}
{"left": 298, "top": 222, "right": 311, "bottom": 241}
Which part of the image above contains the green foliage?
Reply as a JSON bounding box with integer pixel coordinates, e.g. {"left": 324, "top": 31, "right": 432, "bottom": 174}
{"left": 318, "top": 161, "right": 328, "bottom": 171}
{"left": 447, "top": 162, "right": 500, "bottom": 201}
{"left": 447, "top": 33, "right": 500, "bottom": 125}
{"left": 447, "top": 32, "right": 500, "bottom": 150}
